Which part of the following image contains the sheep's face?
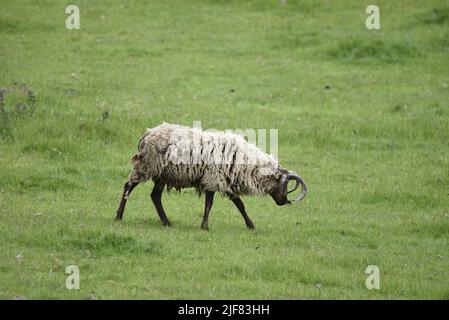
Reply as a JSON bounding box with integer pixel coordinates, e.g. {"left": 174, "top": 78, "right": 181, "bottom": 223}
{"left": 268, "top": 168, "right": 291, "bottom": 206}
{"left": 260, "top": 166, "right": 308, "bottom": 206}
{"left": 258, "top": 166, "right": 290, "bottom": 206}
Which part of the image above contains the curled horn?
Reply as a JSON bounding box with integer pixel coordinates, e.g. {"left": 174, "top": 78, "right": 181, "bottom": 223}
{"left": 279, "top": 173, "right": 288, "bottom": 190}
{"left": 287, "top": 172, "right": 307, "bottom": 203}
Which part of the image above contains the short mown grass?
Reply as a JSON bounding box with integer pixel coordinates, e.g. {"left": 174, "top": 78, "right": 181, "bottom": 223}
{"left": 0, "top": 0, "right": 448, "bottom": 299}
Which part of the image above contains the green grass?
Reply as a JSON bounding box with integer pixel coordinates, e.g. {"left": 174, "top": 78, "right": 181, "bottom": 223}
{"left": 0, "top": 0, "right": 448, "bottom": 299}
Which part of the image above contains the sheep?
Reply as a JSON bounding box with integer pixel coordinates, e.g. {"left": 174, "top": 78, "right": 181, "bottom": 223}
{"left": 115, "top": 123, "right": 307, "bottom": 230}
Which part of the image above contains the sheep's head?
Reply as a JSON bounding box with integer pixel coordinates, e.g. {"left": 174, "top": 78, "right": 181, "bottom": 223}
{"left": 259, "top": 166, "right": 308, "bottom": 206}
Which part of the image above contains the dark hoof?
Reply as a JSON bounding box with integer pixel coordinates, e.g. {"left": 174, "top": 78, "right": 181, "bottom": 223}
{"left": 201, "top": 224, "right": 209, "bottom": 231}
{"left": 163, "top": 221, "right": 172, "bottom": 227}
{"left": 247, "top": 224, "right": 256, "bottom": 230}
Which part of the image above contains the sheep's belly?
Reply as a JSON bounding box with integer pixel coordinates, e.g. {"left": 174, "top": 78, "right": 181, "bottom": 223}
{"left": 159, "top": 165, "right": 203, "bottom": 189}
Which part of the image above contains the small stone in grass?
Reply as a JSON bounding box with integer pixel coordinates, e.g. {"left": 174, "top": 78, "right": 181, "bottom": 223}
{"left": 88, "top": 293, "right": 98, "bottom": 300}
{"left": 315, "top": 283, "right": 322, "bottom": 289}
{"left": 65, "top": 88, "right": 79, "bottom": 96}
{"left": 13, "top": 295, "right": 26, "bottom": 300}
{"left": 32, "top": 212, "right": 42, "bottom": 217}
{"left": 16, "top": 254, "right": 24, "bottom": 262}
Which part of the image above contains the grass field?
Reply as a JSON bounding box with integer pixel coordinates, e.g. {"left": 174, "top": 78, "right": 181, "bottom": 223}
{"left": 0, "top": 0, "right": 448, "bottom": 299}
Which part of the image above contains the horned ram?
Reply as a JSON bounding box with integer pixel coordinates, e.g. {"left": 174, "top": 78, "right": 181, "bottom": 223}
{"left": 115, "top": 123, "right": 307, "bottom": 230}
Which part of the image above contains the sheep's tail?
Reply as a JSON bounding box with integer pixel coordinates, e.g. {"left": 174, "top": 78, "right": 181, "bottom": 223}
{"left": 131, "top": 153, "right": 141, "bottom": 165}
{"left": 131, "top": 134, "right": 147, "bottom": 166}
{"left": 137, "top": 135, "right": 146, "bottom": 151}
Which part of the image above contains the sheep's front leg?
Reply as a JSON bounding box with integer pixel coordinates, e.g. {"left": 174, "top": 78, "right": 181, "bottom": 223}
{"left": 151, "top": 180, "right": 172, "bottom": 226}
{"left": 201, "top": 191, "right": 215, "bottom": 231}
{"left": 115, "top": 181, "right": 139, "bottom": 220}
{"left": 231, "top": 197, "right": 255, "bottom": 230}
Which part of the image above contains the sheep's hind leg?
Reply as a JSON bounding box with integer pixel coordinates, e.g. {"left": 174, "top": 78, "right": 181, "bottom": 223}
{"left": 201, "top": 191, "right": 215, "bottom": 231}
{"left": 115, "top": 181, "right": 139, "bottom": 220}
{"left": 231, "top": 197, "right": 255, "bottom": 230}
{"left": 151, "top": 180, "right": 172, "bottom": 227}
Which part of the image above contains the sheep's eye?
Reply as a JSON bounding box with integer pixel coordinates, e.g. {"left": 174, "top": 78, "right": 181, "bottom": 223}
{"left": 274, "top": 171, "right": 281, "bottom": 180}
